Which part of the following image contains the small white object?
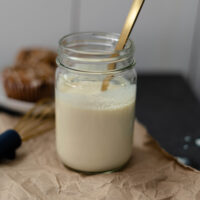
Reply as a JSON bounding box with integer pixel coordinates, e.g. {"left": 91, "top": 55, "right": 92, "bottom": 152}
{"left": 195, "top": 138, "right": 200, "bottom": 147}
{"left": 183, "top": 144, "right": 189, "bottom": 150}
{"left": 176, "top": 157, "right": 190, "bottom": 165}
{"left": 184, "top": 136, "right": 192, "bottom": 142}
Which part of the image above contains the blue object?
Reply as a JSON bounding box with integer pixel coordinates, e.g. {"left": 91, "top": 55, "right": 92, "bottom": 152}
{"left": 0, "top": 129, "right": 22, "bottom": 160}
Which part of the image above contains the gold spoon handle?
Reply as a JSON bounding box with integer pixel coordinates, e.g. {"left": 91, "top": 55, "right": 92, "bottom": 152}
{"left": 116, "top": 0, "right": 145, "bottom": 51}
{"left": 101, "top": 0, "right": 145, "bottom": 91}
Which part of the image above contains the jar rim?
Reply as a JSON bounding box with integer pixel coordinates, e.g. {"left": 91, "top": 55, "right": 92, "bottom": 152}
{"left": 59, "top": 32, "right": 134, "bottom": 55}
{"left": 56, "top": 58, "right": 136, "bottom": 75}
{"left": 57, "top": 32, "right": 135, "bottom": 74}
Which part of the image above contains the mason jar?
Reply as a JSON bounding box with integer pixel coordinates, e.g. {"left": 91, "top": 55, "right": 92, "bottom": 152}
{"left": 55, "top": 32, "right": 137, "bottom": 173}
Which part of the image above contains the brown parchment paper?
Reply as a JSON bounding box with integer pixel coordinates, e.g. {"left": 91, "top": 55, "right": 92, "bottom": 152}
{"left": 0, "top": 113, "right": 200, "bottom": 200}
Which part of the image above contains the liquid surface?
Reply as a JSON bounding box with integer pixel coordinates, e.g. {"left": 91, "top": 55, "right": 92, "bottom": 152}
{"left": 56, "top": 74, "right": 136, "bottom": 172}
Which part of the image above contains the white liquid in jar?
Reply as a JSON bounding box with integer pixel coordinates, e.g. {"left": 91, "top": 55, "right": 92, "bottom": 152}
{"left": 56, "top": 75, "right": 136, "bottom": 172}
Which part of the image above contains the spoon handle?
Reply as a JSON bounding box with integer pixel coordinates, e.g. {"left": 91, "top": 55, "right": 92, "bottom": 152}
{"left": 116, "top": 0, "right": 145, "bottom": 51}
{"left": 101, "top": 0, "right": 145, "bottom": 91}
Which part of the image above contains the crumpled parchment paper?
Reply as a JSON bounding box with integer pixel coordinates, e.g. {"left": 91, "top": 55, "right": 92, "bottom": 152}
{"left": 0, "top": 113, "right": 200, "bottom": 200}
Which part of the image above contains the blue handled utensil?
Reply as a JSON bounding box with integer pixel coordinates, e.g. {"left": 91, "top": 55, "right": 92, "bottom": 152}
{"left": 0, "top": 99, "right": 55, "bottom": 160}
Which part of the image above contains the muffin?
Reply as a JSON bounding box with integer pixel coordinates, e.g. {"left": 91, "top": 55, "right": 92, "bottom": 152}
{"left": 2, "top": 63, "right": 55, "bottom": 102}
{"left": 2, "top": 48, "right": 57, "bottom": 102}
{"left": 16, "top": 48, "right": 57, "bottom": 68}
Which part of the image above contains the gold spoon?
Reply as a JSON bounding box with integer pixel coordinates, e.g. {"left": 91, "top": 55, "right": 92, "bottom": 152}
{"left": 101, "top": 0, "right": 145, "bottom": 91}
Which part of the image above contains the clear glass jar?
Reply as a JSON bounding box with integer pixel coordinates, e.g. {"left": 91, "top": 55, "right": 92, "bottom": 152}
{"left": 55, "top": 32, "right": 136, "bottom": 173}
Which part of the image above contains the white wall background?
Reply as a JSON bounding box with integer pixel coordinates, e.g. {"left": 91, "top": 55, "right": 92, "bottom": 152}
{"left": 0, "top": 0, "right": 199, "bottom": 91}
{"left": 0, "top": 0, "right": 71, "bottom": 67}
